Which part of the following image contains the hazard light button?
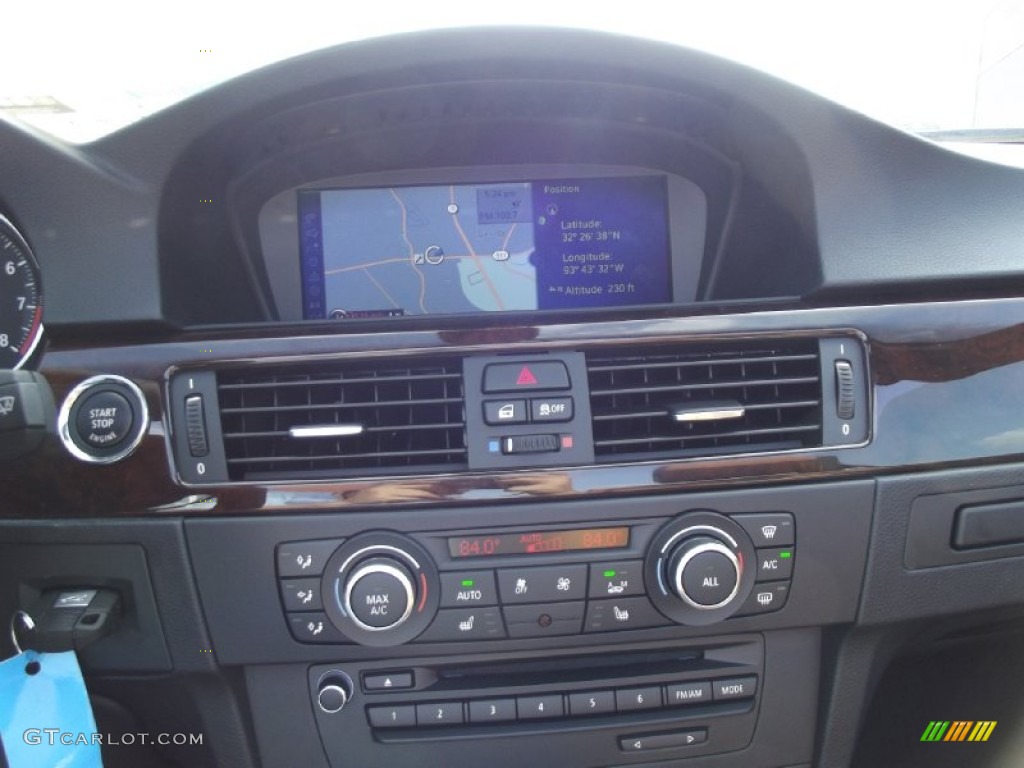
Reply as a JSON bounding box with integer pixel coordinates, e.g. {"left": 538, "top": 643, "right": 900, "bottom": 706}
{"left": 482, "top": 361, "right": 570, "bottom": 393}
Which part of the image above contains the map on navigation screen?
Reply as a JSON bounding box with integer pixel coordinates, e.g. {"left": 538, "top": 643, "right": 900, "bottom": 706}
{"left": 297, "top": 176, "right": 671, "bottom": 319}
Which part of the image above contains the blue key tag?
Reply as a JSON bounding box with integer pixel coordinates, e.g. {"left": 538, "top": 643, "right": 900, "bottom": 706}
{"left": 0, "top": 649, "right": 103, "bottom": 768}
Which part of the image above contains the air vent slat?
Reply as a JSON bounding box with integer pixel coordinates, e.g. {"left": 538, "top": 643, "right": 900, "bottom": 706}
{"left": 594, "top": 423, "right": 821, "bottom": 448}
{"left": 587, "top": 352, "right": 819, "bottom": 373}
{"left": 222, "top": 422, "right": 466, "bottom": 440}
{"left": 587, "top": 341, "right": 823, "bottom": 461}
{"left": 589, "top": 376, "right": 820, "bottom": 397}
{"left": 226, "top": 448, "right": 465, "bottom": 465}
{"left": 216, "top": 360, "right": 466, "bottom": 480}
{"left": 220, "top": 397, "right": 462, "bottom": 415}
{"left": 591, "top": 399, "right": 821, "bottom": 422}
{"left": 217, "top": 372, "right": 462, "bottom": 391}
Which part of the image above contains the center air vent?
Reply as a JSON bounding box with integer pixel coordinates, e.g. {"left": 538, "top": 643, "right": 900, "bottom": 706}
{"left": 586, "top": 341, "right": 823, "bottom": 461}
{"left": 216, "top": 360, "right": 466, "bottom": 481}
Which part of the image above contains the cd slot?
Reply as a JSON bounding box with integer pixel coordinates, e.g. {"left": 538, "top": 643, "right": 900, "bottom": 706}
{"left": 432, "top": 648, "right": 705, "bottom": 692}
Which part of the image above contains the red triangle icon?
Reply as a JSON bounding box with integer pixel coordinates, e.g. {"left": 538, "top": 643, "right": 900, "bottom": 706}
{"left": 516, "top": 366, "right": 538, "bottom": 386}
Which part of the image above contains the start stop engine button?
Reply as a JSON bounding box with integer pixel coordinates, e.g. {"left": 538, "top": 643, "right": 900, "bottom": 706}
{"left": 59, "top": 375, "right": 149, "bottom": 464}
{"left": 74, "top": 390, "right": 133, "bottom": 449}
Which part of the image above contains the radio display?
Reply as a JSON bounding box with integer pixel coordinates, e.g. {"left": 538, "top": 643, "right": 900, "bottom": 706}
{"left": 448, "top": 527, "right": 630, "bottom": 559}
{"left": 297, "top": 175, "right": 672, "bottom": 319}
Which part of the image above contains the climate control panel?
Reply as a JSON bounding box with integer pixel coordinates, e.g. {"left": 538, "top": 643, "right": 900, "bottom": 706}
{"left": 276, "top": 511, "right": 796, "bottom": 647}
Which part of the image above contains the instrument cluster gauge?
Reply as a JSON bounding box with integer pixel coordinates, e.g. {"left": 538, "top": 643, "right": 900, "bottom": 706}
{"left": 0, "top": 214, "right": 43, "bottom": 369}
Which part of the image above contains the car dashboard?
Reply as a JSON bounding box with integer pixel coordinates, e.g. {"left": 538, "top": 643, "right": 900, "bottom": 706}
{"left": 3, "top": 27, "right": 1024, "bottom": 768}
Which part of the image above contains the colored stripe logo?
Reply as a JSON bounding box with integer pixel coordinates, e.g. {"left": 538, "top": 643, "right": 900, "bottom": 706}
{"left": 921, "top": 721, "right": 996, "bottom": 742}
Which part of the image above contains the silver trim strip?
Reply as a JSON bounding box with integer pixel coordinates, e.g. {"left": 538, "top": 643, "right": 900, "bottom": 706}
{"left": 57, "top": 374, "right": 150, "bottom": 465}
{"left": 289, "top": 424, "right": 364, "bottom": 438}
{"left": 672, "top": 401, "right": 746, "bottom": 423}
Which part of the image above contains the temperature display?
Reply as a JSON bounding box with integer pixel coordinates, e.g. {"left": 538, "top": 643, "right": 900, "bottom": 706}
{"left": 448, "top": 527, "right": 630, "bottom": 559}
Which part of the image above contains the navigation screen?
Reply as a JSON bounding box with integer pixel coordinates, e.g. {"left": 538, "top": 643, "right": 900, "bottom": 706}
{"left": 297, "top": 175, "right": 672, "bottom": 319}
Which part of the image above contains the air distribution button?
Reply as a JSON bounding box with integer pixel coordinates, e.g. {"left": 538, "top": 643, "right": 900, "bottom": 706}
{"left": 345, "top": 559, "right": 415, "bottom": 631}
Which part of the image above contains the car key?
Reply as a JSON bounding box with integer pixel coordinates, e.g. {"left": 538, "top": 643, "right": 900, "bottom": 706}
{"left": 19, "top": 588, "right": 121, "bottom": 653}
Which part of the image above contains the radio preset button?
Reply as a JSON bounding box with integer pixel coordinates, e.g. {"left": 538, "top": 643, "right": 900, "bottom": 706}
{"left": 615, "top": 686, "right": 662, "bottom": 712}
{"left": 367, "top": 705, "right": 416, "bottom": 728}
{"left": 468, "top": 698, "right": 517, "bottom": 723}
{"left": 568, "top": 690, "right": 615, "bottom": 716}
{"left": 497, "top": 564, "right": 587, "bottom": 604}
{"left": 588, "top": 560, "right": 645, "bottom": 599}
{"left": 516, "top": 694, "right": 563, "bottom": 719}
{"left": 416, "top": 702, "right": 464, "bottom": 726}
{"left": 440, "top": 571, "right": 498, "bottom": 608}
{"left": 416, "top": 607, "right": 506, "bottom": 642}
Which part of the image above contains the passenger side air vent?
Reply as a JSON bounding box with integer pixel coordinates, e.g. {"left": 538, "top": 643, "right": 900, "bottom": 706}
{"left": 216, "top": 360, "right": 466, "bottom": 480}
{"left": 586, "top": 341, "right": 823, "bottom": 461}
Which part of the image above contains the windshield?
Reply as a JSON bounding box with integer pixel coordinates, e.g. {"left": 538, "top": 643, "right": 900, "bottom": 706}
{"left": 2, "top": 0, "right": 1022, "bottom": 143}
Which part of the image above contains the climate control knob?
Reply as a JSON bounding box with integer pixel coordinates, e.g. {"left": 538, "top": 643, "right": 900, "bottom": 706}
{"left": 644, "top": 511, "right": 756, "bottom": 627}
{"left": 344, "top": 558, "right": 416, "bottom": 631}
{"left": 667, "top": 536, "right": 740, "bottom": 609}
{"left": 321, "top": 532, "right": 440, "bottom": 647}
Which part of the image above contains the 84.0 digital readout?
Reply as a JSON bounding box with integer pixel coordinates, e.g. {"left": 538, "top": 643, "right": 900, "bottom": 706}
{"left": 448, "top": 527, "right": 630, "bottom": 558}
